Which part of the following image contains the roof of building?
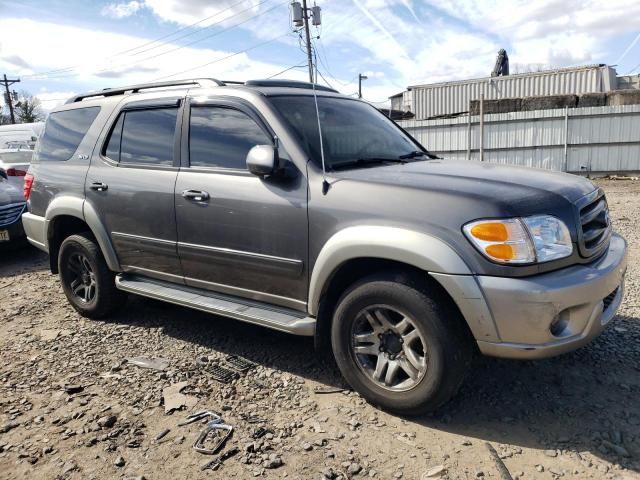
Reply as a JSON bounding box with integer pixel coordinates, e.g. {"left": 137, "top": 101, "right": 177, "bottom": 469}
{"left": 407, "top": 64, "right": 610, "bottom": 90}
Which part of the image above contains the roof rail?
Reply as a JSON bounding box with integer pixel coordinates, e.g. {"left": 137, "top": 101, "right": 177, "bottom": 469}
{"left": 244, "top": 79, "right": 338, "bottom": 93}
{"left": 66, "top": 78, "right": 225, "bottom": 104}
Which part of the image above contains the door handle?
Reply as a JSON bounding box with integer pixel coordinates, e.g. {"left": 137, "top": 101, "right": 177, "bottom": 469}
{"left": 182, "top": 189, "right": 210, "bottom": 201}
{"left": 90, "top": 182, "right": 108, "bottom": 192}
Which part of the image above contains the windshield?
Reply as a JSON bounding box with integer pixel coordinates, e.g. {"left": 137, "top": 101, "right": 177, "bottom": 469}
{"left": 269, "top": 96, "right": 424, "bottom": 170}
{"left": 0, "top": 151, "right": 33, "bottom": 163}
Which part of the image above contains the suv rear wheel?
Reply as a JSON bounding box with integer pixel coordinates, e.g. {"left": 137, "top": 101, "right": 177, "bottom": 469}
{"left": 58, "top": 233, "right": 124, "bottom": 319}
{"left": 331, "top": 273, "right": 473, "bottom": 415}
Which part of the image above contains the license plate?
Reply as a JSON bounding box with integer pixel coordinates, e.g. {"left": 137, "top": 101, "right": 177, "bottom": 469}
{"left": 0, "top": 230, "right": 9, "bottom": 242}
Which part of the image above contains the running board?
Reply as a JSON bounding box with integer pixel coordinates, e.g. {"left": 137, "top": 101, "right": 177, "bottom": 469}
{"left": 115, "top": 275, "right": 315, "bottom": 336}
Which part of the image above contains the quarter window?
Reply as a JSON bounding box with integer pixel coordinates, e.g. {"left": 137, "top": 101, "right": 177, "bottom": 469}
{"left": 38, "top": 107, "right": 100, "bottom": 162}
{"left": 103, "top": 108, "right": 178, "bottom": 166}
{"left": 189, "top": 106, "right": 271, "bottom": 169}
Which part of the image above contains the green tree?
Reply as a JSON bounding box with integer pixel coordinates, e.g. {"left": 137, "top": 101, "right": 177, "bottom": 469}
{"left": 14, "top": 92, "right": 44, "bottom": 123}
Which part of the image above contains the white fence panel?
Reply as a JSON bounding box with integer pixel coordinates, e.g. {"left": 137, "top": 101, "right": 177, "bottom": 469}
{"left": 399, "top": 104, "right": 640, "bottom": 174}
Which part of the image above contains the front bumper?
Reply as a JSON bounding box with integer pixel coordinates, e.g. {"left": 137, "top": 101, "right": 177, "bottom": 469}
{"left": 473, "top": 233, "right": 627, "bottom": 359}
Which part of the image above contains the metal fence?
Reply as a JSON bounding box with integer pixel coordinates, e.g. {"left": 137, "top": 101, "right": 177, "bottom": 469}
{"left": 397, "top": 104, "right": 640, "bottom": 174}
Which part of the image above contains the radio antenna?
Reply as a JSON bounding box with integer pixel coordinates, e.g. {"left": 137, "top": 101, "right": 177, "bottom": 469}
{"left": 311, "top": 49, "right": 329, "bottom": 194}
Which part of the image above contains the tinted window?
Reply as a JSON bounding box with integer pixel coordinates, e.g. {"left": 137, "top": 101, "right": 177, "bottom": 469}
{"left": 269, "top": 96, "right": 419, "bottom": 170}
{"left": 104, "top": 113, "right": 124, "bottom": 161}
{"left": 38, "top": 107, "right": 100, "bottom": 162}
{"left": 189, "top": 107, "right": 271, "bottom": 169}
{"left": 119, "top": 108, "right": 177, "bottom": 166}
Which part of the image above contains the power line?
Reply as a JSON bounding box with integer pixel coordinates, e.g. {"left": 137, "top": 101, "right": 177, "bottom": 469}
{"left": 626, "top": 60, "right": 640, "bottom": 75}
{"left": 23, "top": 1, "right": 253, "bottom": 79}
{"left": 127, "top": 0, "right": 272, "bottom": 57}
{"left": 26, "top": 0, "right": 280, "bottom": 80}
{"left": 267, "top": 62, "right": 308, "bottom": 79}
{"left": 119, "top": 0, "right": 253, "bottom": 56}
{"left": 155, "top": 31, "right": 291, "bottom": 80}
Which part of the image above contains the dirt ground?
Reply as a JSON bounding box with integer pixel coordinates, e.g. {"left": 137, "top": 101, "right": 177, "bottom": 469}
{"left": 1, "top": 179, "right": 639, "bottom": 480}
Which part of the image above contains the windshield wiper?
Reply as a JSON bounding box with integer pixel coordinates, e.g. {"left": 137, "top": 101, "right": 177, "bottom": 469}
{"left": 399, "top": 150, "right": 441, "bottom": 160}
{"left": 331, "top": 157, "right": 407, "bottom": 170}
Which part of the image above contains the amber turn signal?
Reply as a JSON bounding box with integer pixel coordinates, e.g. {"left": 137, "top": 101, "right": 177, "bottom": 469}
{"left": 470, "top": 222, "right": 508, "bottom": 242}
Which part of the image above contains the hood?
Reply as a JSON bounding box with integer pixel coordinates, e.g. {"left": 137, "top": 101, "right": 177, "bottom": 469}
{"left": 0, "top": 180, "right": 25, "bottom": 206}
{"left": 332, "top": 160, "right": 596, "bottom": 210}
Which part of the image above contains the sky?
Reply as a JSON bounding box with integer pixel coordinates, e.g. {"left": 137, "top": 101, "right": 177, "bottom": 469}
{"left": 0, "top": 0, "right": 639, "bottom": 112}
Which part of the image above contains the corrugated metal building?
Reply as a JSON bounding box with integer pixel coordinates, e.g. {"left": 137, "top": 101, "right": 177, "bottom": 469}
{"left": 397, "top": 104, "right": 640, "bottom": 174}
{"left": 392, "top": 65, "right": 618, "bottom": 120}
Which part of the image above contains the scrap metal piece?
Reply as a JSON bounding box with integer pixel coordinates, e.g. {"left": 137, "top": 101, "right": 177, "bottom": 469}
{"left": 155, "top": 428, "right": 171, "bottom": 441}
{"left": 225, "top": 355, "right": 255, "bottom": 372}
{"left": 239, "top": 413, "right": 265, "bottom": 424}
{"left": 485, "top": 442, "right": 514, "bottom": 480}
{"left": 193, "top": 422, "right": 233, "bottom": 455}
{"left": 126, "top": 356, "right": 170, "bottom": 371}
{"left": 251, "top": 427, "right": 274, "bottom": 439}
{"left": 313, "top": 385, "right": 345, "bottom": 394}
{"left": 178, "top": 410, "right": 222, "bottom": 427}
{"left": 208, "top": 364, "right": 239, "bottom": 384}
{"left": 200, "top": 446, "right": 240, "bottom": 471}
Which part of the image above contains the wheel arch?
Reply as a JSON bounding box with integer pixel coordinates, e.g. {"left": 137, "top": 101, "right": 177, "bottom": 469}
{"left": 45, "top": 196, "right": 120, "bottom": 273}
{"left": 309, "top": 226, "right": 480, "bottom": 350}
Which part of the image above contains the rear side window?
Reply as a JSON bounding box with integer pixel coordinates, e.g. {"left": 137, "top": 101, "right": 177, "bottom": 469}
{"left": 103, "top": 108, "right": 178, "bottom": 166}
{"left": 189, "top": 106, "right": 271, "bottom": 169}
{"left": 38, "top": 107, "right": 100, "bottom": 162}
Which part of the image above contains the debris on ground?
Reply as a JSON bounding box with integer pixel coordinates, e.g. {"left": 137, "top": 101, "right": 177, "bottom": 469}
{"left": 162, "top": 382, "right": 197, "bottom": 413}
{"left": 126, "top": 356, "right": 170, "bottom": 371}
{"left": 485, "top": 442, "right": 514, "bottom": 480}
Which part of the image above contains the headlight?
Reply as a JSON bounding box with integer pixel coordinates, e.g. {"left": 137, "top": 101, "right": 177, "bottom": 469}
{"left": 464, "top": 215, "right": 572, "bottom": 264}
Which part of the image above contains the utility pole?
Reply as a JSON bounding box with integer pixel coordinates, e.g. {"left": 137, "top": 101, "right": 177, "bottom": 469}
{"left": 291, "top": 2, "right": 322, "bottom": 84}
{"left": 302, "top": 0, "right": 314, "bottom": 83}
{"left": 358, "top": 73, "right": 368, "bottom": 98}
{"left": 1, "top": 74, "right": 20, "bottom": 124}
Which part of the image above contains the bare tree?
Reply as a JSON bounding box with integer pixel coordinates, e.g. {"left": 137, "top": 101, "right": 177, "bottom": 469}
{"left": 14, "top": 92, "right": 44, "bottom": 123}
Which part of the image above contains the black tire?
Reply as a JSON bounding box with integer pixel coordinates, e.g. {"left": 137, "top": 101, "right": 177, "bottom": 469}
{"left": 58, "top": 232, "right": 125, "bottom": 319}
{"left": 331, "top": 272, "right": 473, "bottom": 415}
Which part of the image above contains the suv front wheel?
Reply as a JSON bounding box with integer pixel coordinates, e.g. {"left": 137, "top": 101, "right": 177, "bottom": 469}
{"left": 58, "top": 233, "right": 125, "bottom": 319}
{"left": 331, "top": 273, "right": 473, "bottom": 415}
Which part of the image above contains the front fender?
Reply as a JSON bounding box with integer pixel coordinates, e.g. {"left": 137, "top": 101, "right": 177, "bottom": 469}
{"left": 308, "top": 226, "right": 471, "bottom": 315}
{"left": 308, "top": 226, "right": 500, "bottom": 342}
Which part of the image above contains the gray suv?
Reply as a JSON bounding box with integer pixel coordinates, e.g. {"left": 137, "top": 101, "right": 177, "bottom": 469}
{"left": 22, "top": 78, "right": 627, "bottom": 414}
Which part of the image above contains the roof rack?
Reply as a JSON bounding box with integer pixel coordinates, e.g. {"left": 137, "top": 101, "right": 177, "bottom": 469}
{"left": 66, "top": 78, "right": 225, "bottom": 103}
{"left": 244, "top": 79, "right": 338, "bottom": 93}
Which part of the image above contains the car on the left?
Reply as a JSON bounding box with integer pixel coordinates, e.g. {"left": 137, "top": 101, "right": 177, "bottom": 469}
{"left": 0, "top": 167, "right": 26, "bottom": 246}
{"left": 0, "top": 148, "right": 33, "bottom": 189}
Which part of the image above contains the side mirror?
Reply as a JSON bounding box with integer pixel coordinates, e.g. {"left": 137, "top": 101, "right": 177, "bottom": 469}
{"left": 0, "top": 169, "right": 7, "bottom": 180}
{"left": 246, "top": 145, "right": 277, "bottom": 177}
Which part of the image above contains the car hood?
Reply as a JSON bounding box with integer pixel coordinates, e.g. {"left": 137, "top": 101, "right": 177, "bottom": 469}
{"left": 332, "top": 159, "right": 596, "bottom": 208}
{"left": 0, "top": 181, "right": 24, "bottom": 206}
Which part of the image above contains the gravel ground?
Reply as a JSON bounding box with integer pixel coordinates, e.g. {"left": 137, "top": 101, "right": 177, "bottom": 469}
{"left": 1, "top": 179, "right": 639, "bottom": 480}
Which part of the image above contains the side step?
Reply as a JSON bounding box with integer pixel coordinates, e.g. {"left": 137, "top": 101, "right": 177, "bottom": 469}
{"left": 115, "top": 275, "right": 315, "bottom": 336}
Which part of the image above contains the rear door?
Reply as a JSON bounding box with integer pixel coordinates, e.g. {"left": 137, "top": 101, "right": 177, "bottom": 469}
{"left": 85, "top": 97, "right": 183, "bottom": 283}
{"left": 174, "top": 97, "right": 308, "bottom": 311}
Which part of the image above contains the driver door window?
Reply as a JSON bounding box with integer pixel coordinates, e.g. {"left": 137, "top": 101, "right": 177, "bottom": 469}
{"left": 189, "top": 106, "right": 271, "bottom": 169}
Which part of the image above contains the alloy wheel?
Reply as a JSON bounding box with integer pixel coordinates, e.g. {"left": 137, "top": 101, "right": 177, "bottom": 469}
{"left": 350, "top": 305, "right": 428, "bottom": 392}
{"left": 67, "top": 253, "right": 97, "bottom": 303}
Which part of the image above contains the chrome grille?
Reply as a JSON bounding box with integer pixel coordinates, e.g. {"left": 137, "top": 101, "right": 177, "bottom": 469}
{"left": 0, "top": 202, "right": 26, "bottom": 227}
{"left": 577, "top": 189, "right": 611, "bottom": 258}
